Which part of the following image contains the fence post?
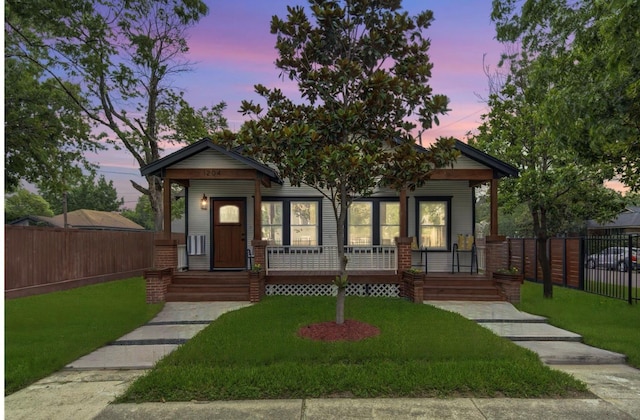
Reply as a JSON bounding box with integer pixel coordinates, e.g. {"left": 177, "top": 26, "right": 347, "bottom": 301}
{"left": 628, "top": 234, "right": 633, "bottom": 305}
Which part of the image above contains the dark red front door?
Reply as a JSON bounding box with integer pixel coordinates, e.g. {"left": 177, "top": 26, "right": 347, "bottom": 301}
{"left": 213, "top": 200, "right": 246, "bottom": 268}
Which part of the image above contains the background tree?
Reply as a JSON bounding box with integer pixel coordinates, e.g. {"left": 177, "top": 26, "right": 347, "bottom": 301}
{"left": 237, "top": 0, "right": 458, "bottom": 323}
{"left": 491, "top": 0, "right": 639, "bottom": 192}
{"left": 469, "top": 51, "right": 626, "bottom": 298}
{"left": 5, "top": 189, "right": 54, "bottom": 223}
{"left": 121, "top": 194, "right": 185, "bottom": 231}
{"left": 4, "top": 58, "right": 98, "bottom": 193}
{"left": 41, "top": 174, "right": 124, "bottom": 214}
{"left": 5, "top": 0, "right": 214, "bottom": 231}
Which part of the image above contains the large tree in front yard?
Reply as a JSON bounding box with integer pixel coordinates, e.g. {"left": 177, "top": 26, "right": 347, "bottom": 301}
{"left": 237, "top": 0, "right": 458, "bottom": 323}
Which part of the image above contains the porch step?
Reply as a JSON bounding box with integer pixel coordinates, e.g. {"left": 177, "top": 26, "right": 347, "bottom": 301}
{"left": 422, "top": 280, "right": 505, "bottom": 301}
{"left": 167, "top": 272, "right": 250, "bottom": 301}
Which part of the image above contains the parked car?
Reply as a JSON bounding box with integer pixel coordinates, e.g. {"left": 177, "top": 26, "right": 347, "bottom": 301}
{"left": 586, "top": 247, "right": 637, "bottom": 272}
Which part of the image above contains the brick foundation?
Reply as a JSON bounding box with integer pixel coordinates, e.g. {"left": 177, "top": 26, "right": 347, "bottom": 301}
{"left": 401, "top": 271, "right": 425, "bottom": 303}
{"left": 495, "top": 277, "right": 522, "bottom": 303}
{"left": 144, "top": 267, "right": 173, "bottom": 304}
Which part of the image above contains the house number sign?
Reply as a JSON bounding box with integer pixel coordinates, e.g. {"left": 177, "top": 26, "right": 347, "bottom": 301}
{"left": 202, "top": 169, "right": 222, "bottom": 177}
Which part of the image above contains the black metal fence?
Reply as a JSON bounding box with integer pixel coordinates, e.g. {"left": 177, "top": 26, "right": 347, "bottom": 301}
{"left": 582, "top": 234, "right": 639, "bottom": 304}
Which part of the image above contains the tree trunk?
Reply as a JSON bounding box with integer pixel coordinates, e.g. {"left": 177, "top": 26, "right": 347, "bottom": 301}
{"left": 532, "top": 208, "right": 553, "bottom": 298}
{"left": 336, "top": 286, "right": 346, "bottom": 324}
{"left": 149, "top": 176, "right": 164, "bottom": 232}
{"left": 334, "top": 186, "right": 349, "bottom": 325}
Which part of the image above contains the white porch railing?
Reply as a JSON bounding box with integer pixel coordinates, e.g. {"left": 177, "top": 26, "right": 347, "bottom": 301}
{"left": 266, "top": 245, "right": 397, "bottom": 273}
{"left": 177, "top": 244, "right": 188, "bottom": 271}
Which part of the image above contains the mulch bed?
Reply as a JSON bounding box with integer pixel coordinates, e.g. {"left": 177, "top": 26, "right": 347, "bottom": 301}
{"left": 297, "top": 319, "right": 380, "bottom": 342}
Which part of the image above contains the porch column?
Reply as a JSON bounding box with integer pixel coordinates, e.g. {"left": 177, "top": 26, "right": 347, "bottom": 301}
{"left": 254, "top": 177, "right": 262, "bottom": 241}
{"left": 163, "top": 177, "right": 172, "bottom": 239}
{"left": 399, "top": 188, "right": 407, "bottom": 237}
{"left": 251, "top": 239, "right": 269, "bottom": 270}
{"left": 395, "top": 237, "right": 413, "bottom": 273}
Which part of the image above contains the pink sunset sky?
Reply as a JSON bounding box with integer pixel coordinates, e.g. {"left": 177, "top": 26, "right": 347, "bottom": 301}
{"left": 89, "top": 0, "right": 506, "bottom": 208}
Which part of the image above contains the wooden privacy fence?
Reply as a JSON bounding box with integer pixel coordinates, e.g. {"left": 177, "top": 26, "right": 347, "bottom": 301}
{"left": 507, "top": 238, "right": 581, "bottom": 288}
{"left": 5, "top": 226, "right": 159, "bottom": 299}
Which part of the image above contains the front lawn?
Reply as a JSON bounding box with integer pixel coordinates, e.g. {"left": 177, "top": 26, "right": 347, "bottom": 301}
{"left": 5, "top": 277, "right": 163, "bottom": 395}
{"left": 119, "top": 296, "right": 585, "bottom": 402}
{"left": 516, "top": 282, "right": 640, "bottom": 368}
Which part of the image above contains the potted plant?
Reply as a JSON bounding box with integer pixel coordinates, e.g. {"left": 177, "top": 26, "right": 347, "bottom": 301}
{"left": 492, "top": 266, "right": 523, "bottom": 283}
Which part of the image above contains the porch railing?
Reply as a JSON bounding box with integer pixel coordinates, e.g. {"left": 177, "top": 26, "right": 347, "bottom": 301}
{"left": 266, "top": 245, "right": 397, "bottom": 273}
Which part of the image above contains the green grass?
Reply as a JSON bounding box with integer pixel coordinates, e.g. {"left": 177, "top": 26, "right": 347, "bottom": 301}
{"left": 5, "top": 277, "right": 163, "bottom": 395}
{"left": 516, "top": 282, "right": 640, "bottom": 368}
{"left": 119, "top": 296, "right": 585, "bottom": 402}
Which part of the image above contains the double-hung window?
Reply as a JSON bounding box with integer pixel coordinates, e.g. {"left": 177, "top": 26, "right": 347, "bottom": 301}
{"left": 261, "top": 198, "right": 322, "bottom": 246}
{"left": 416, "top": 197, "right": 451, "bottom": 250}
{"left": 347, "top": 199, "right": 399, "bottom": 246}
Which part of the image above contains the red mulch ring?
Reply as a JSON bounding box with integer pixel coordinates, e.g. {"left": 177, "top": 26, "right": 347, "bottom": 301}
{"left": 297, "top": 319, "right": 380, "bottom": 342}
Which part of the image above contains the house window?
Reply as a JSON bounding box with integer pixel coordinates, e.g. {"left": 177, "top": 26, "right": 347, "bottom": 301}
{"left": 219, "top": 205, "right": 240, "bottom": 223}
{"left": 416, "top": 197, "right": 451, "bottom": 250}
{"left": 291, "top": 201, "right": 318, "bottom": 246}
{"left": 262, "top": 198, "right": 322, "bottom": 246}
{"left": 347, "top": 199, "right": 399, "bottom": 246}
{"left": 261, "top": 202, "right": 283, "bottom": 245}
{"left": 380, "top": 202, "right": 400, "bottom": 245}
{"left": 348, "top": 202, "right": 372, "bottom": 245}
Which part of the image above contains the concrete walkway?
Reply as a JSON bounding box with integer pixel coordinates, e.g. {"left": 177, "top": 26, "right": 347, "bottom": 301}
{"left": 5, "top": 301, "right": 640, "bottom": 420}
{"left": 425, "top": 301, "right": 627, "bottom": 365}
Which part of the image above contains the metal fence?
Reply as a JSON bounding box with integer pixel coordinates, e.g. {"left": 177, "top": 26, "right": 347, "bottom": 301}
{"left": 582, "top": 234, "right": 639, "bottom": 304}
{"left": 508, "top": 234, "right": 639, "bottom": 304}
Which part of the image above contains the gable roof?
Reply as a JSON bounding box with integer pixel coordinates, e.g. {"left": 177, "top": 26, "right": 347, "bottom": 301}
{"left": 10, "top": 210, "right": 146, "bottom": 230}
{"left": 588, "top": 206, "right": 640, "bottom": 229}
{"left": 451, "top": 140, "right": 519, "bottom": 178}
{"left": 141, "top": 137, "right": 518, "bottom": 180}
{"left": 140, "top": 138, "right": 281, "bottom": 182}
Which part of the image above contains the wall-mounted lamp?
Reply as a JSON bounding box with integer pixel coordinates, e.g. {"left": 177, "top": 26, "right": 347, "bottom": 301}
{"left": 200, "top": 194, "right": 208, "bottom": 210}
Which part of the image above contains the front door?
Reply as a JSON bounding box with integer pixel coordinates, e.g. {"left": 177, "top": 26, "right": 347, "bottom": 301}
{"left": 213, "top": 200, "right": 246, "bottom": 269}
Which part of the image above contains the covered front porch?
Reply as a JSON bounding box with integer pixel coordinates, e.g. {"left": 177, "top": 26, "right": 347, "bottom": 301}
{"left": 142, "top": 138, "right": 517, "bottom": 304}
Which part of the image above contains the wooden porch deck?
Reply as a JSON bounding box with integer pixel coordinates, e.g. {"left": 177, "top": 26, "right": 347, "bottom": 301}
{"left": 168, "top": 270, "right": 505, "bottom": 302}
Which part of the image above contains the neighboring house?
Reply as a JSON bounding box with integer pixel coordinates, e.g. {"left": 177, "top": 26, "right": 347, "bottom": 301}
{"left": 587, "top": 206, "right": 640, "bottom": 235}
{"left": 141, "top": 138, "right": 517, "bottom": 301}
{"left": 9, "top": 209, "right": 146, "bottom": 231}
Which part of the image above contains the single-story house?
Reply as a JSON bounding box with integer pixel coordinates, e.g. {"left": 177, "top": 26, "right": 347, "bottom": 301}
{"left": 141, "top": 138, "right": 518, "bottom": 303}
{"left": 9, "top": 209, "right": 146, "bottom": 231}
{"left": 587, "top": 206, "right": 640, "bottom": 235}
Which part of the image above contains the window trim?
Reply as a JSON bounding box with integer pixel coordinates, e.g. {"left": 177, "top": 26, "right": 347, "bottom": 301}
{"left": 346, "top": 198, "right": 400, "bottom": 246}
{"left": 415, "top": 196, "right": 452, "bottom": 252}
{"left": 262, "top": 197, "right": 323, "bottom": 246}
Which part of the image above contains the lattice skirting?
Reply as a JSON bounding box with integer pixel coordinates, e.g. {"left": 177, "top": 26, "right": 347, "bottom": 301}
{"left": 266, "top": 283, "right": 399, "bottom": 297}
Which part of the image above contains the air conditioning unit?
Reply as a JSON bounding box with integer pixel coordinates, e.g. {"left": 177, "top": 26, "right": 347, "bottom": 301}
{"left": 187, "top": 235, "right": 206, "bottom": 256}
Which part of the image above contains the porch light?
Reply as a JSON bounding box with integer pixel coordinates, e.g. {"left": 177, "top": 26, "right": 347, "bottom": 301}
{"left": 200, "top": 194, "right": 208, "bottom": 210}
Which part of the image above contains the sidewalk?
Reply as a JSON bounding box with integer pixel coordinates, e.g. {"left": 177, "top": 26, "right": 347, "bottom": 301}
{"left": 5, "top": 301, "right": 640, "bottom": 420}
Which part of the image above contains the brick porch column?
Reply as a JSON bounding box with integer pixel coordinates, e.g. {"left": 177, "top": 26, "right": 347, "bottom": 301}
{"left": 485, "top": 236, "right": 508, "bottom": 275}
{"left": 251, "top": 239, "right": 269, "bottom": 269}
{"left": 395, "top": 237, "right": 413, "bottom": 273}
{"left": 154, "top": 239, "right": 178, "bottom": 269}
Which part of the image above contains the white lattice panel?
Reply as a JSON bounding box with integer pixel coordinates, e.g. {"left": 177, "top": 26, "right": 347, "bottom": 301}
{"left": 266, "top": 284, "right": 399, "bottom": 297}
